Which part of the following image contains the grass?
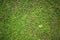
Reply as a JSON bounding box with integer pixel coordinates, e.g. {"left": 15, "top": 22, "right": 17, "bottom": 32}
{"left": 0, "top": 0, "right": 60, "bottom": 40}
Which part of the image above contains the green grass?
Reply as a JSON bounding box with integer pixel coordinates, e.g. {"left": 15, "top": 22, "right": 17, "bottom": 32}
{"left": 0, "top": 0, "right": 60, "bottom": 40}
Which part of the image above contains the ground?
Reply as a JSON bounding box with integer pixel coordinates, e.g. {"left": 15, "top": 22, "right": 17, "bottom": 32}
{"left": 0, "top": 0, "right": 60, "bottom": 40}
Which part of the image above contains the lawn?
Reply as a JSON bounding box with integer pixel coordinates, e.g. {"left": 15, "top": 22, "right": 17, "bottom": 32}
{"left": 0, "top": 0, "right": 60, "bottom": 40}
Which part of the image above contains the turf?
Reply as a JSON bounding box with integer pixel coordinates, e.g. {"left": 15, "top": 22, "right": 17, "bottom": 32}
{"left": 0, "top": 0, "right": 60, "bottom": 40}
